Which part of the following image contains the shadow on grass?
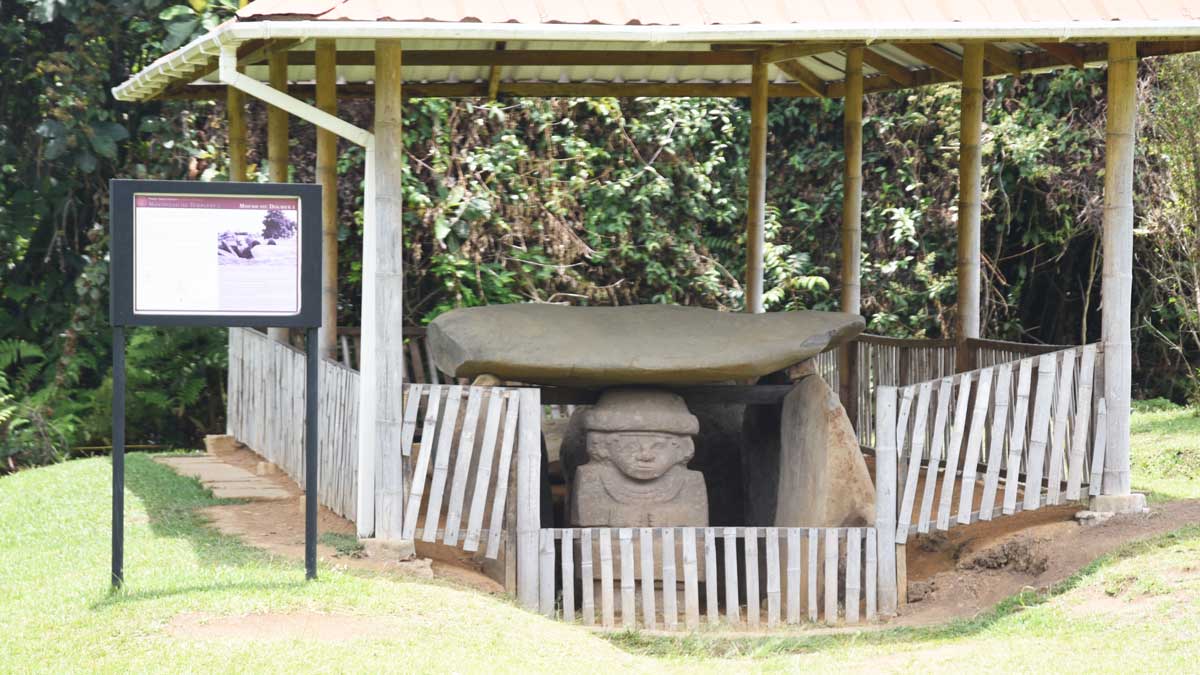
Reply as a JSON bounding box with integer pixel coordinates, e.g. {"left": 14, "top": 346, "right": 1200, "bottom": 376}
{"left": 92, "top": 453, "right": 308, "bottom": 608}
{"left": 606, "top": 523, "right": 1200, "bottom": 659}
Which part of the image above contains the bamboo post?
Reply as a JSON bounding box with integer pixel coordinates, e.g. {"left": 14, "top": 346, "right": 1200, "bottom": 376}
{"left": 956, "top": 43, "right": 984, "bottom": 374}
{"left": 316, "top": 39, "right": 339, "bottom": 360}
{"left": 266, "top": 48, "right": 290, "bottom": 344}
{"left": 839, "top": 47, "right": 864, "bottom": 424}
{"left": 368, "top": 39, "right": 407, "bottom": 539}
{"left": 1100, "top": 40, "right": 1137, "bottom": 498}
{"left": 745, "top": 60, "right": 768, "bottom": 314}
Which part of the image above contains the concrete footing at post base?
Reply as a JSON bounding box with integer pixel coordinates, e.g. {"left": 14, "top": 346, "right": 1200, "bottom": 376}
{"left": 1089, "top": 492, "right": 1148, "bottom": 515}
{"left": 362, "top": 538, "right": 416, "bottom": 561}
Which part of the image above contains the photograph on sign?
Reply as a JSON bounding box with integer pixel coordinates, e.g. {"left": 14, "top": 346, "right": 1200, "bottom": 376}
{"left": 133, "top": 193, "right": 302, "bottom": 316}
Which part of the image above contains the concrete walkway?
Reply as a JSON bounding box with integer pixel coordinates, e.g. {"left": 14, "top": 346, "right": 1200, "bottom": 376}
{"left": 154, "top": 455, "right": 293, "bottom": 500}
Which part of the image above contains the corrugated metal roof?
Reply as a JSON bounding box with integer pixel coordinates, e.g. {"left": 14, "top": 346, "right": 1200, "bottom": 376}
{"left": 237, "top": 0, "right": 1200, "bottom": 26}
{"left": 110, "top": 0, "right": 1200, "bottom": 102}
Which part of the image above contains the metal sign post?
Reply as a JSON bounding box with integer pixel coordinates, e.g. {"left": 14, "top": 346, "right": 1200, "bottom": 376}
{"left": 109, "top": 179, "right": 322, "bottom": 587}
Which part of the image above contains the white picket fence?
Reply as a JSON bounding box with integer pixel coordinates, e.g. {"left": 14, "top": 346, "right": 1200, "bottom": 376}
{"left": 537, "top": 526, "right": 884, "bottom": 629}
{"left": 878, "top": 343, "right": 1106, "bottom": 545}
{"left": 227, "top": 327, "right": 359, "bottom": 519}
{"left": 392, "top": 383, "right": 529, "bottom": 559}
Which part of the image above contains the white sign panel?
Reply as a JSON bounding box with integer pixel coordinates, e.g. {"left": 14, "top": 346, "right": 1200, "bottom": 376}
{"left": 132, "top": 194, "right": 302, "bottom": 316}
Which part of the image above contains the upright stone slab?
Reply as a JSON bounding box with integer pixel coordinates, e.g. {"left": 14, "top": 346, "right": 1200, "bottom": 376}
{"left": 775, "top": 374, "right": 875, "bottom": 527}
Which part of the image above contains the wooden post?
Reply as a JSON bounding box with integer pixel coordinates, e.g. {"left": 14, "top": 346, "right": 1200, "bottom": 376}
{"left": 874, "top": 385, "right": 898, "bottom": 616}
{"left": 266, "top": 48, "right": 290, "bottom": 345}
{"left": 516, "top": 388, "right": 543, "bottom": 609}
{"left": 316, "top": 39, "right": 339, "bottom": 360}
{"left": 1101, "top": 40, "right": 1137, "bottom": 497}
{"left": 366, "top": 39, "right": 407, "bottom": 539}
{"left": 839, "top": 47, "right": 864, "bottom": 424}
{"left": 745, "top": 60, "right": 768, "bottom": 314}
{"left": 956, "top": 43, "right": 984, "bottom": 373}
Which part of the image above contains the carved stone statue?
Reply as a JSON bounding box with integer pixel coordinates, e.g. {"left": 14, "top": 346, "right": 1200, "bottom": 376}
{"left": 569, "top": 389, "right": 708, "bottom": 527}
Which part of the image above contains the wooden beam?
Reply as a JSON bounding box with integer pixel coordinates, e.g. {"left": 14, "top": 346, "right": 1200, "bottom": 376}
{"left": 1035, "top": 42, "right": 1086, "bottom": 69}
{"left": 369, "top": 39, "right": 407, "bottom": 540}
{"left": 282, "top": 49, "right": 758, "bottom": 67}
{"left": 487, "top": 42, "right": 506, "bottom": 101}
{"left": 265, "top": 49, "right": 291, "bottom": 344}
{"left": 983, "top": 43, "right": 1022, "bottom": 77}
{"left": 956, "top": 43, "right": 984, "bottom": 372}
{"left": 316, "top": 39, "right": 338, "bottom": 360}
{"left": 895, "top": 43, "right": 963, "bottom": 80}
{"left": 746, "top": 60, "right": 768, "bottom": 314}
{"left": 1101, "top": 40, "right": 1137, "bottom": 496}
{"left": 166, "top": 81, "right": 825, "bottom": 100}
{"left": 757, "top": 42, "right": 857, "bottom": 64}
{"left": 862, "top": 48, "right": 914, "bottom": 87}
{"left": 772, "top": 59, "right": 828, "bottom": 97}
{"left": 839, "top": 47, "right": 864, "bottom": 426}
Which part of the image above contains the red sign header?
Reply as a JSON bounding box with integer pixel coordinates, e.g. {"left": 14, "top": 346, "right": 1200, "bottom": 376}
{"left": 134, "top": 194, "right": 299, "bottom": 211}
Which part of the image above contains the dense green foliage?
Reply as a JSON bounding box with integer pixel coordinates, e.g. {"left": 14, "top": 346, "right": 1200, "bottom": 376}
{"left": 1, "top": 0, "right": 1198, "bottom": 467}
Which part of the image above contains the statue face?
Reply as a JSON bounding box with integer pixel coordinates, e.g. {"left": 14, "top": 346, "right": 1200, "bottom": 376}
{"left": 588, "top": 431, "right": 692, "bottom": 481}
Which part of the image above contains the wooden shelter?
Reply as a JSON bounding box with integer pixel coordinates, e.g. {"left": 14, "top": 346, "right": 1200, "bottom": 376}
{"left": 113, "top": 0, "right": 1200, "bottom": 626}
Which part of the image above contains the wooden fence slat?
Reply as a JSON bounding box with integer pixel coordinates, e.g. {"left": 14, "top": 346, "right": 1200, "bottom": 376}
{"left": 1004, "top": 359, "right": 1034, "bottom": 515}
{"left": 874, "top": 386, "right": 898, "bottom": 617}
{"left": 786, "top": 528, "right": 801, "bottom": 624}
{"left": 897, "top": 382, "right": 933, "bottom": 542}
{"left": 485, "top": 395, "right": 521, "bottom": 559}
{"left": 619, "top": 528, "right": 636, "bottom": 629}
{"left": 581, "top": 529, "right": 595, "bottom": 626}
{"left": 662, "top": 527, "right": 678, "bottom": 630}
{"left": 956, "top": 367, "right": 993, "bottom": 524}
{"left": 724, "top": 527, "right": 740, "bottom": 624}
{"left": 937, "top": 375, "right": 973, "bottom": 530}
{"left": 516, "top": 389, "right": 542, "bottom": 609}
{"left": 704, "top": 528, "right": 719, "bottom": 625}
{"left": 846, "top": 528, "right": 861, "bottom": 625}
{"left": 1066, "top": 345, "right": 1097, "bottom": 500}
{"left": 463, "top": 390, "right": 505, "bottom": 552}
{"left": 561, "top": 528, "right": 575, "bottom": 623}
{"left": 682, "top": 527, "right": 700, "bottom": 630}
{"left": 443, "top": 387, "right": 484, "bottom": 545}
{"left": 1089, "top": 400, "right": 1108, "bottom": 497}
{"left": 744, "top": 527, "right": 760, "bottom": 629}
{"left": 808, "top": 529, "right": 819, "bottom": 622}
{"left": 918, "top": 378, "right": 954, "bottom": 534}
{"left": 639, "top": 528, "right": 656, "bottom": 629}
{"left": 1024, "top": 354, "right": 1059, "bottom": 510}
{"left": 1046, "top": 350, "right": 1076, "bottom": 505}
{"left": 421, "top": 385, "right": 464, "bottom": 541}
{"left": 600, "top": 529, "right": 614, "bottom": 628}
{"left": 824, "top": 529, "right": 839, "bottom": 626}
{"left": 400, "top": 384, "right": 422, "bottom": 457}
{"left": 979, "top": 363, "right": 1012, "bottom": 520}
{"left": 766, "top": 528, "right": 781, "bottom": 628}
{"left": 539, "top": 529, "right": 555, "bottom": 617}
{"left": 403, "top": 385, "right": 443, "bottom": 540}
{"left": 865, "top": 528, "right": 878, "bottom": 620}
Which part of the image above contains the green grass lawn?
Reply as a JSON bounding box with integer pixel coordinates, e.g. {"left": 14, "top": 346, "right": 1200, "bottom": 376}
{"left": 1, "top": 404, "right": 1198, "bottom": 674}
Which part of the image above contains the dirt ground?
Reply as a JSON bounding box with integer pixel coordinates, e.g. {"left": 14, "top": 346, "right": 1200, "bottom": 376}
{"left": 187, "top": 438, "right": 1200, "bottom": 632}
{"left": 198, "top": 438, "right": 503, "bottom": 593}
{"left": 892, "top": 498, "right": 1200, "bottom": 626}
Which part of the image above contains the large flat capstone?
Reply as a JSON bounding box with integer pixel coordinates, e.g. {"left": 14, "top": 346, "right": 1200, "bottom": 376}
{"left": 428, "top": 304, "right": 863, "bottom": 387}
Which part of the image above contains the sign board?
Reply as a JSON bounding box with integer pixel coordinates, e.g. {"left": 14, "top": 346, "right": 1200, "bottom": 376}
{"left": 110, "top": 180, "right": 321, "bottom": 327}
{"left": 107, "top": 179, "right": 324, "bottom": 586}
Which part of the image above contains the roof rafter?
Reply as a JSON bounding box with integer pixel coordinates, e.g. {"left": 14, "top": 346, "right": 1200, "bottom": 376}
{"left": 983, "top": 43, "right": 1022, "bottom": 77}
{"left": 861, "top": 48, "right": 915, "bottom": 87}
{"left": 1035, "top": 42, "right": 1086, "bottom": 69}
{"left": 771, "top": 59, "right": 828, "bottom": 97}
{"left": 894, "top": 43, "right": 963, "bottom": 80}
{"left": 757, "top": 42, "right": 858, "bottom": 63}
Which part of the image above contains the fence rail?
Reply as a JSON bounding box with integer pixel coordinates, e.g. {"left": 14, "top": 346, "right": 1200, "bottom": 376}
{"left": 227, "top": 327, "right": 359, "bottom": 519}
{"left": 536, "top": 526, "right": 883, "bottom": 629}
